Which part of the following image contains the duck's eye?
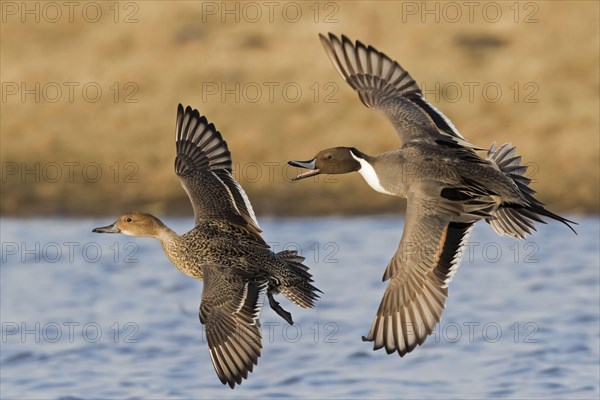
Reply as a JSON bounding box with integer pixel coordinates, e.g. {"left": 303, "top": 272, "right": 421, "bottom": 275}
{"left": 126, "top": 218, "right": 132, "bottom": 223}
{"left": 327, "top": 155, "right": 333, "bottom": 160}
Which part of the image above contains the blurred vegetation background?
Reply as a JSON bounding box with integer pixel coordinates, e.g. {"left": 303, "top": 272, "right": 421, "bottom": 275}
{"left": 1, "top": 1, "right": 598, "bottom": 217}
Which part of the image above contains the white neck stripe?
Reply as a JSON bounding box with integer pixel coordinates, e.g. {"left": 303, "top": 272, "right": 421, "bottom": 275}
{"left": 350, "top": 153, "right": 392, "bottom": 195}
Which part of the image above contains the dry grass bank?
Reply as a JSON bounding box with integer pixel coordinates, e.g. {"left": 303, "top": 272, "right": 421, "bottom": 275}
{"left": 1, "top": 1, "right": 598, "bottom": 217}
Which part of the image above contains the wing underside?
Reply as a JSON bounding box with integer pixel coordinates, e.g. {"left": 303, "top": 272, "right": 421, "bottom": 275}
{"left": 174, "top": 104, "right": 262, "bottom": 238}
{"left": 364, "top": 194, "right": 474, "bottom": 355}
{"left": 319, "top": 33, "right": 474, "bottom": 148}
{"left": 200, "top": 265, "right": 267, "bottom": 388}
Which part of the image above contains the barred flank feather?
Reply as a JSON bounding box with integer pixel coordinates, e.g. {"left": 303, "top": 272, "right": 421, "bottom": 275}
{"left": 277, "top": 250, "right": 321, "bottom": 309}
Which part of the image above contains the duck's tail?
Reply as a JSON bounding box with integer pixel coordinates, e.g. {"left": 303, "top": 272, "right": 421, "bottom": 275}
{"left": 485, "top": 142, "right": 577, "bottom": 239}
{"left": 277, "top": 250, "right": 322, "bottom": 309}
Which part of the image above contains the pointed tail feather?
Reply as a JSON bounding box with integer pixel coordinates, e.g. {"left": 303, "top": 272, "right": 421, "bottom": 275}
{"left": 486, "top": 142, "right": 577, "bottom": 238}
{"left": 277, "top": 250, "right": 322, "bottom": 309}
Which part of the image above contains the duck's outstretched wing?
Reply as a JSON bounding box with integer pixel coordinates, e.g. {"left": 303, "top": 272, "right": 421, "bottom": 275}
{"left": 362, "top": 192, "right": 482, "bottom": 356}
{"left": 174, "top": 104, "right": 263, "bottom": 240}
{"left": 319, "top": 33, "right": 474, "bottom": 148}
{"left": 200, "top": 265, "right": 267, "bottom": 389}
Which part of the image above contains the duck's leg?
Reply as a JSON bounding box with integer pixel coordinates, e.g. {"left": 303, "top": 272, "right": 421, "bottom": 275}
{"left": 267, "top": 292, "right": 294, "bottom": 325}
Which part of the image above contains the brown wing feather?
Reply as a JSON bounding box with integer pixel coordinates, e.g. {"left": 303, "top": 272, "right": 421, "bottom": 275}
{"left": 319, "top": 33, "right": 471, "bottom": 147}
{"left": 200, "top": 266, "right": 267, "bottom": 388}
{"left": 174, "top": 104, "right": 263, "bottom": 240}
{"left": 363, "top": 195, "right": 474, "bottom": 356}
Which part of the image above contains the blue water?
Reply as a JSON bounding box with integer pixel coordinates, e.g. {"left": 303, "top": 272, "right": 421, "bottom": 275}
{"left": 1, "top": 216, "right": 598, "bottom": 399}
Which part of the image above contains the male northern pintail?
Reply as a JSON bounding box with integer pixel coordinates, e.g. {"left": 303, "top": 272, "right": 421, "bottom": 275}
{"left": 289, "top": 33, "right": 576, "bottom": 357}
{"left": 94, "top": 104, "right": 321, "bottom": 388}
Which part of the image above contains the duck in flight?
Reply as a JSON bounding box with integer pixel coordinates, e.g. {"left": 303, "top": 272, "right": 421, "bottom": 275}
{"left": 289, "top": 33, "right": 576, "bottom": 357}
{"left": 94, "top": 104, "right": 321, "bottom": 388}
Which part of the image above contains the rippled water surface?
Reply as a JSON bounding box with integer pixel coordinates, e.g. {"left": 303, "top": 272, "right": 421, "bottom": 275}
{"left": 1, "top": 216, "right": 598, "bottom": 399}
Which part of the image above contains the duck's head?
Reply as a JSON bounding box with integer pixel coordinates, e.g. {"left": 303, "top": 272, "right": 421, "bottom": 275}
{"left": 93, "top": 213, "right": 166, "bottom": 238}
{"left": 288, "top": 147, "right": 362, "bottom": 181}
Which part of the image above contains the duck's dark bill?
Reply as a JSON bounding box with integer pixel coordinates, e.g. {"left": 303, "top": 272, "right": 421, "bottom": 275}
{"left": 288, "top": 159, "right": 321, "bottom": 181}
{"left": 92, "top": 222, "right": 120, "bottom": 233}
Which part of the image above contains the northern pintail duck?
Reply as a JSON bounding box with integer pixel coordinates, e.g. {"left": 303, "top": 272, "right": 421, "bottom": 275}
{"left": 94, "top": 104, "right": 321, "bottom": 388}
{"left": 289, "top": 33, "right": 576, "bottom": 357}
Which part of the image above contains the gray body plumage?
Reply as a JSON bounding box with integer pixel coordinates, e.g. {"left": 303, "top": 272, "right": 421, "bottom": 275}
{"left": 290, "top": 33, "right": 576, "bottom": 357}
{"left": 365, "top": 143, "right": 523, "bottom": 203}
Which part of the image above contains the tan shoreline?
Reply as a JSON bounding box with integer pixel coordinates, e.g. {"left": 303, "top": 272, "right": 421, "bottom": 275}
{"left": 2, "top": 2, "right": 598, "bottom": 217}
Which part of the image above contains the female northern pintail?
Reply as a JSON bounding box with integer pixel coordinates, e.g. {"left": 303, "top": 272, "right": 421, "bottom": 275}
{"left": 94, "top": 104, "right": 321, "bottom": 388}
{"left": 289, "top": 33, "right": 576, "bottom": 357}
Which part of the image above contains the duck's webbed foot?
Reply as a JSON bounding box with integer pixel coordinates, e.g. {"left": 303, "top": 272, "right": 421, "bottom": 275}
{"left": 267, "top": 292, "right": 294, "bottom": 325}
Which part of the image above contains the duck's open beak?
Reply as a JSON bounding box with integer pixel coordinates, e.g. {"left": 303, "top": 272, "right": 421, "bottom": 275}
{"left": 288, "top": 159, "right": 320, "bottom": 181}
{"left": 92, "top": 221, "right": 120, "bottom": 233}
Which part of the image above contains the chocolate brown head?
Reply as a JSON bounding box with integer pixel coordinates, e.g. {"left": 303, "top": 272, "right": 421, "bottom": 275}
{"left": 288, "top": 147, "right": 362, "bottom": 180}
